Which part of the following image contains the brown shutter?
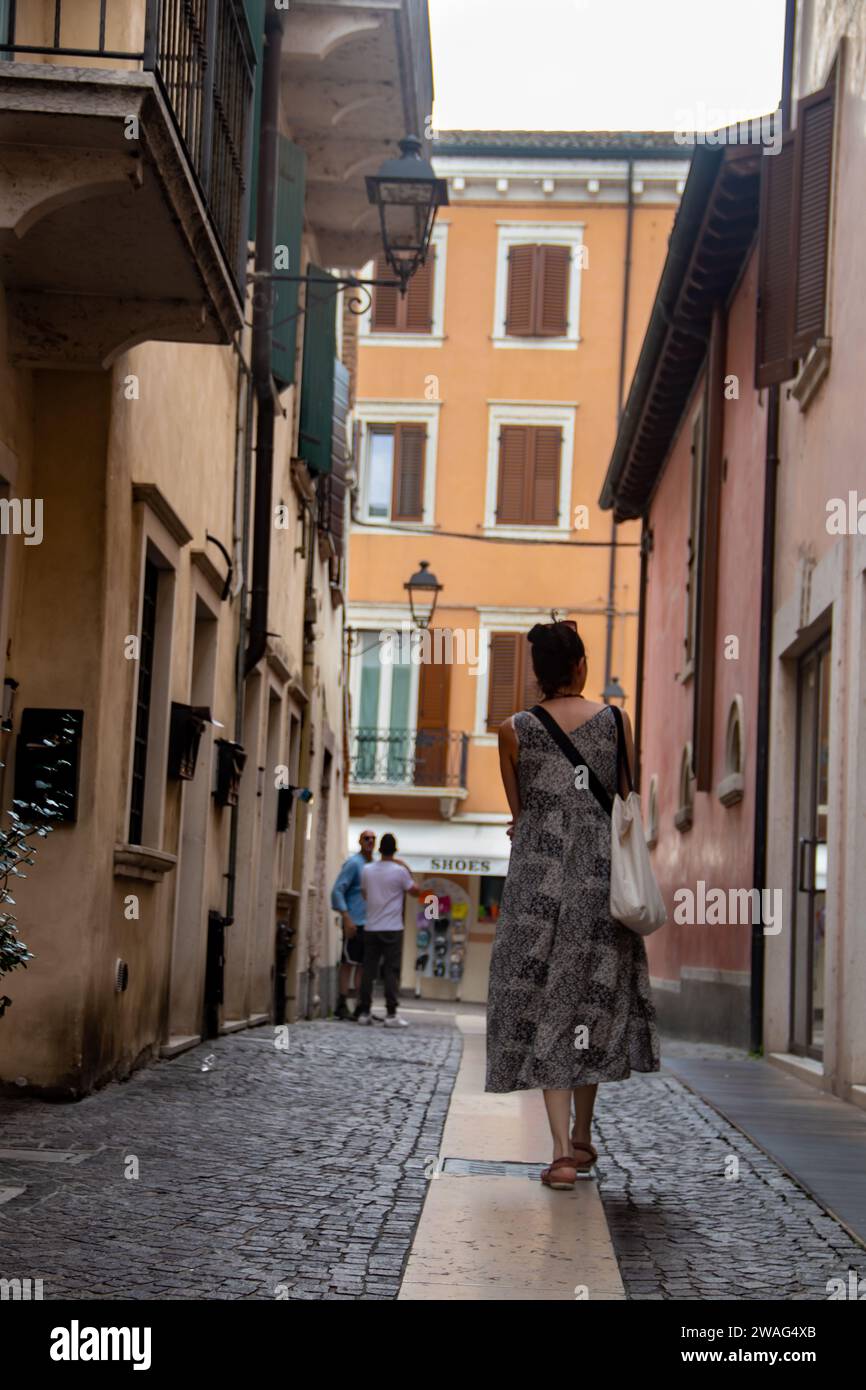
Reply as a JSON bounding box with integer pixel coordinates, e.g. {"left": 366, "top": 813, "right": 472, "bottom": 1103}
{"left": 505, "top": 244, "right": 536, "bottom": 336}
{"left": 537, "top": 245, "right": 570, "bottom": 336}
{"left": 415, "top": 635, "right": 451, "bottom": 785}
{"left": 755, "top": 132, "right": 796, "bottom": 387}
{"left": 529, "top": 426, "right": 561, "bottom": 523}
{"left": 405, "top": 247, "right": 435, "bottom": 333}
{"left": 521, "top": 638, "right": 539, "bottom": 709}
{"left": 392, "top": 424, "right": 425, "bottom": 520}
{"left": 497, "top": 426, "right": 530, "bottom": 522}
{"left": 371, "top": 253, "right": 400, "bottom": 332}
{"left": 791, "top": 73, "right": 836, "bottom": 357}
{"left": 487, "top": 634, "right": 520, "bottom": 729}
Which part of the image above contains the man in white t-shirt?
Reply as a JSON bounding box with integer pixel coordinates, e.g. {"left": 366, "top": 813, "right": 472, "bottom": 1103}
{"left": 357, "top": 832, "right": 421, "bottom": 1028}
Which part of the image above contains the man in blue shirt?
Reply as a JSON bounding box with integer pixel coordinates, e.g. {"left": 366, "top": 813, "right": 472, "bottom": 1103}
{"left": 330, "top": 829, "right": 376, "bottom": 1020}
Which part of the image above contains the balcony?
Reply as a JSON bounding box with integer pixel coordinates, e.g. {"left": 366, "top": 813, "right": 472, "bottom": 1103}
{"left": 0, "top": 0, "right": 255, "bottom": 367}
{"left": 349, "top": 727, "right": 469, "bottom": 814}
{"left": 280, "top": 0, "right": 433, "bottom": 267}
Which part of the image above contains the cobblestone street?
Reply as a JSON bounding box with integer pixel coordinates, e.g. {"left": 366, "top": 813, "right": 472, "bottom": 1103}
{"left": 0, "top": 1015, "right": 863, "bottom": 1301}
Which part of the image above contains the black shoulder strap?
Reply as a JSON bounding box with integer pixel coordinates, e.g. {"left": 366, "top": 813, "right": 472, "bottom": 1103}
{"left": 528, "top": 706, "right": 613, "bottom": 817}
{"left": 610, "top": 705, "right": 634, "bottom": 794}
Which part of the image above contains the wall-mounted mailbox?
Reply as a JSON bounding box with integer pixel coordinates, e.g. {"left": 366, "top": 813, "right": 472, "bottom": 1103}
{"left": 214, "top": 739, "right": 246, "bottom": 808}
{"left": 168, "top": 703, "right": 211, "bottom": 781}
{"left": 14, "top": 708, "right": 83, "bottom": 823}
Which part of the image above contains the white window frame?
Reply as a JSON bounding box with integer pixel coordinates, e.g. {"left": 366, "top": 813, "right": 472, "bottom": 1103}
{"left": 492, "top": 221, "right": 585, "bottom": 349}
{"left": 354, "top": 400, "right": 440, "bottom": 530}
{"left": 358, "top": 221, "right": 449, "bottom": 347}
{"left": 484, "top": 401, "right": 575, "bottom": 539}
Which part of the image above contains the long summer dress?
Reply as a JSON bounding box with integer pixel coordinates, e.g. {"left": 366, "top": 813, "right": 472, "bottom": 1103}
{"left": 485, "top": 705, "right": 660, "bottom": 1092}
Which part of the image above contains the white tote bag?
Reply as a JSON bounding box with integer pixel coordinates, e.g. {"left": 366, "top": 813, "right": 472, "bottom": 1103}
{"left": 609, "top": 789, "right": 667, "bottom": 936}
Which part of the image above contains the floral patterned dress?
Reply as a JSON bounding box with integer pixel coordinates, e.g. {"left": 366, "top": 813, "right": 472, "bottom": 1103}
{"left": 485, "top": 706, "right": 660, "bottom": 1092}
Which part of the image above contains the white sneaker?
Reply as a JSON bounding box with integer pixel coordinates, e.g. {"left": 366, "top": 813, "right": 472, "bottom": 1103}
{"left": 383, "top": 1014, "right": 409, "bottom": 1028}
{"left": 355, "top": 1012, "right": 373, "bottom": 1026}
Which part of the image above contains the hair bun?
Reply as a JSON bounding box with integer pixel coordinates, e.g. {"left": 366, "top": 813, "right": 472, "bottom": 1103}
{"left": 527, "top": 624, "right": 548, "bottom": 645}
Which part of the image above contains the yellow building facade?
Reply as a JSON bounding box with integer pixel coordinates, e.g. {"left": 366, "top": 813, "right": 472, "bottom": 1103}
{"left": 348, "top": 131, "right": 688, "bottom": 1003}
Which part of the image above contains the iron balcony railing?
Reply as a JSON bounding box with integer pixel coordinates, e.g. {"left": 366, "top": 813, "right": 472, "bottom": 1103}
{"left": 1, "top": 0, "right": 255, "bottom": 292}
{"left": 350, "top": 728, "right": 469, "bottom": 791}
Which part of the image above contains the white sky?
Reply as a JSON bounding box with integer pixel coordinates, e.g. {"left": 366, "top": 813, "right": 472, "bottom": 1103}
{"left": 428, "top": 0, "right": 787, "bottom": 132}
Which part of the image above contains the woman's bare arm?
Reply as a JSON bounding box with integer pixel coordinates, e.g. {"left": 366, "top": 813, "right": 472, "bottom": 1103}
{"left": 498, "top": 717, "right": 522, "bottom": 833}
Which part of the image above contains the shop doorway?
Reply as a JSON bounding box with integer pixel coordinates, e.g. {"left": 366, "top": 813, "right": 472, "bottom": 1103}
{"left": 791, "top": 633, "right": 831, "bottom": 1058}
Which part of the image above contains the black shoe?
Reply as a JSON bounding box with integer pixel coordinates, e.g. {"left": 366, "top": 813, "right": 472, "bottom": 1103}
{"left": 335, "top": 999, "right": 350, "bottom": 1021}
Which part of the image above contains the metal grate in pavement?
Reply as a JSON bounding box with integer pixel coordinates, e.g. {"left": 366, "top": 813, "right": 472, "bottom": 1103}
{"left": 441, "top": 1157, "right": 593, "bottom": 1179}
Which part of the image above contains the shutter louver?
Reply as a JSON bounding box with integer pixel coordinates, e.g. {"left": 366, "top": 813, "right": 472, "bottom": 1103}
{"left": 506, "top": 244, "right": 536, "bottom": 336}
{"left": 537, "top": 245, "right": 570, "bottom": 336}
{"left": 405, "top": 248, "right": 436, "bottom": 332}
{"left": 487, "top": 634, "right": 520, "bottom": 729}
{"left": 791, "top": 75, "right": 836, "bottom": 357}
{"left": 371, "top": 254, "right": 400, "bottom": 331}
{"left": 497, "top": 426, "right": 529, "bottom": 522}
{"left": 328, "top": 361, "right": 350, "bottom": 554}
{"left": 393, "top": 425, "right": 425, "bottom": 520}
{"left": 755, "top": 133, "right": 796, "bottom": 387}
{"left": 530, "top": 427, "right": 561, "bottom": 523}
{"left": 242, "top": 0, "right": 265, "bottom": 241}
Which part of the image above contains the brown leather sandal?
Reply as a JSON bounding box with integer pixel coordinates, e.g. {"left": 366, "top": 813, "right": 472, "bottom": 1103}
{"left": 540, "top": 1156, "right": 579, "bottom": 1190}
{"left": 571, "top": 1139, "right": 598, "bottom": 1172}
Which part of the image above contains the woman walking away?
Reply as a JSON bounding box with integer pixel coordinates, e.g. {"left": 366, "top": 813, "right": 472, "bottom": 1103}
{"left": 485, "top": 619, "right": 660, "bottom": 1190}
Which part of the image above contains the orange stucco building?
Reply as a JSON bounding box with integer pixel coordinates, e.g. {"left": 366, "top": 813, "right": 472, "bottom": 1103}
{"left": 347, "top": 131, "right": 688, "bottom": 1002}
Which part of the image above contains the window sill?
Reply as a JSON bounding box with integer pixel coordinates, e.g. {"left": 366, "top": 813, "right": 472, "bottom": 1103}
{"left": 790, "top": 337, "right": 832, "bottom": 412}
{"left": 674, "top": 806, "right": 693, "bottom": 834}
{"left": 358, "top": 518, "right": 435, "bottom": 533}
{"left": 114, "top": 844, "right": 178, "bottom": 881}
{"left": 361, "top": 333, "right": 445, "bottom": 349}
{"left": 483, "top": 524, "right": 569, "bottom": 540}
{"left": 717, "top": 771, "right": 744, "bottom": 807}
{"left": 492, "top": 335, "right": 579, "bottom": 351}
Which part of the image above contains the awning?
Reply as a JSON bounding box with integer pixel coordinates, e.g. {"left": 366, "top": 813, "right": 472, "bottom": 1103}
{"left": 347, "top": 817, "right": 511, "bottom": 876}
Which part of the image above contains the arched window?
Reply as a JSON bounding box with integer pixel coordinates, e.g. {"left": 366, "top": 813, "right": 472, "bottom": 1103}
{"left": 645, "top": 774, "right": 659, "bottom": 849}
{"left": 674, "top": 743, "right": 694, "bottom": 832}
{"left": 718, "top": 695, "right": 745, "bottom": 806}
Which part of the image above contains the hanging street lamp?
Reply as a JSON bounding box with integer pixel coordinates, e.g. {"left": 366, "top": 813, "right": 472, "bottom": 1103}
{"left": 602, "top": 676, "right": 627, "bottom": 707}
{"left": 366, "top": 135, "right": 449, "bottom": 295}
{"left": 404, "top": 560, "right": 442, "bottom": 630}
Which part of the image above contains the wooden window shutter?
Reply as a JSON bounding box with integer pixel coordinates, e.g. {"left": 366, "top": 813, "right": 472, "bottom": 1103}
{"left": 505, "top": 244, "right": 536, "bottom": 335}
{"left": 487, "top": 634, "right": 521, "bottom": 729}
{"left": 530, "top": 427, "right": 561, "bottom": 523}
{"left": 371, "top": 254, "right": 400, "bottom": 331}
{"left": 392, "top": 424, "right": 426, "bottom": 521}
{"left": 405, "top": 248, "right": 436, "bottom": 332}
{"left": 327, "top": 361, "right": 350, "bottom": 555}
{"left": 790, "top": 71, "right": 836, "bottom": 357}
{"left": 755, "top": 132, "right": 796, "bottom": 387}
{"left": 298, "top": 265, "right": 337, "bottom": 475}
{"left": 497, "top": 426, "right": 530, "bottom": 522}
{"left": 242, "top": 0, "right": 266, "bottom": 241}
{"left": 522, "top": 638, "right": 539, "bottom": 709}
{"left": 271, "top": 136, "right": 307, "bottom": 390}
{"left": 415, "top": 638, "right": 451, "bottom": 785}
{"left": 537, "top": 245, "right": 570, "bottom": 336}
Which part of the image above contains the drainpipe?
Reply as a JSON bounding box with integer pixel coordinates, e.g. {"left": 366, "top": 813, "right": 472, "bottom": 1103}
{"left": 245, "top": 8, "right": 284, "bottom": 675}
{"left": 751, "top": 0, "right": 797, "bottom": 1054}
{"left": 604, "top": 156, "right": 634, "bottom": 698}
{"left": 632, "top": 517, "right": 650, "bottom": 793}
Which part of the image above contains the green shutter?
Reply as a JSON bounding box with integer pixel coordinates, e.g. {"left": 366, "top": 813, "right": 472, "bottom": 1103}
{"left": 298, "top": 265, "right": 337, "bottom": 476}
{"left": 242, "top": 0, "right": 265, "bottom": 240}
{"left": 272, "top": 136, "right": 307, "bottom": 390}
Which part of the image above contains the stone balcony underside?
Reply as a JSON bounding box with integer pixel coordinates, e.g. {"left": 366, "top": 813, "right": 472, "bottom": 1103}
{"left": 282, "top": 0, "right": 433, "bottom": 269}
{"left": 0, "top": 64, "right": 244, "bottom": 370}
